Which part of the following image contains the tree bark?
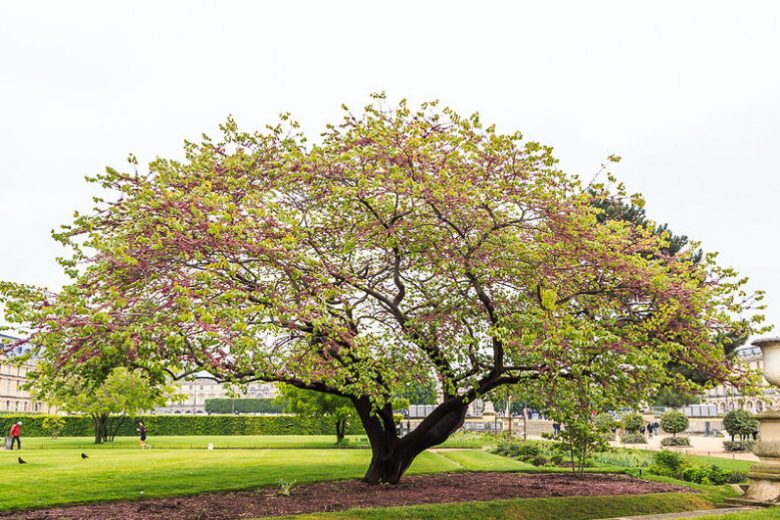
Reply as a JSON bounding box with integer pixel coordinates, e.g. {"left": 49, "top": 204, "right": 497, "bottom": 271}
{"left": 92, "top": 414, "right": 105, "bottom": 445}
{"left": 353, "top": 396, "right": 468, "bottom": 485}
{"left": 335, "top": 418, "right": 346, "bottom": 444}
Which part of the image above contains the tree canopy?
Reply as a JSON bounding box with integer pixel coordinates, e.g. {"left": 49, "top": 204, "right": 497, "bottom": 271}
{"left": 276, "top": 384, "right": 356, "bottom": 443}
{"left": 41, "top": 367, "right": 177, "bottom": 444}
{"left": 0, "top": 95, "right": 767, "bottom": 483}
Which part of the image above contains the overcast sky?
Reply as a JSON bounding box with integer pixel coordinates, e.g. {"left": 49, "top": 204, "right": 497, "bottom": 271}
{"left": 1, "top": 1, "right": 778, "bottom": 338}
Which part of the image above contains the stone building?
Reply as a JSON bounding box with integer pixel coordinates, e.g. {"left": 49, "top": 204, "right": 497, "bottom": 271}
{"left": 155, "top": 375, "right": 277, "bottom": 414}
{"left": 702, "top": 344, "right": 777, "bottom": 414}
{"left": 0, "top": 333, "right": 52, "bottom": 413}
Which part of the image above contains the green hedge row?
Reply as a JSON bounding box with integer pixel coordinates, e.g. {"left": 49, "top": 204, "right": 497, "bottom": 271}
{"left": 204, "top": 398, "right": 283, "bottom": 414}
{"left": 0, "top": 414, "right": 365, "bottom": 437}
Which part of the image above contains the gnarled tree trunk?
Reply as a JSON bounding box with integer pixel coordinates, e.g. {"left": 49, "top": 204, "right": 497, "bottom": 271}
{"left": 353, "top": 396, "right": 469, "bottom": 484}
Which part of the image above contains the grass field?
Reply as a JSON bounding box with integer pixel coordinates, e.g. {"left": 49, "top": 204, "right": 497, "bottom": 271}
{"left": 0, "top": 436, "right": 754, "bottom": 516}
{"left": 0, "top": 447, "right": 460, "bottom": 511}
{"left": 278, "top": 493, "right": 715, "bottom": 520}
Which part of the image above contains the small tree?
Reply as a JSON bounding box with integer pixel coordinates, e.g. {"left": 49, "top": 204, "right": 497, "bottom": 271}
{"left": 277, "top": 385, "right": 357, "bottom": 444}
{"left": 622, "top": 413, "right": 645, "bottom": 434}
{"left": 41, "top": 416, "right": 66, "bottom": 439}
{"left": 42, "top": 367, "right": 178, "bottom": 444}
{"left": 723, "top": 409, "right": 758, "bottom": 442}
{"left": 660, "top": 410, "right": 689, "bottom": 438}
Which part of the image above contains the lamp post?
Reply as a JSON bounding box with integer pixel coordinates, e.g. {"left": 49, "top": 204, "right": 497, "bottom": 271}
{"left": 733, "top": 337, "right": 780, "bottom": 505}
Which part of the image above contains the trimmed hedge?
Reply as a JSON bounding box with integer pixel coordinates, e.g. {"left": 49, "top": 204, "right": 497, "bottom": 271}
{"left": 661, "top": 436, "right": 690, "bottom": 447}
{"left": 204, "top": 398, "right": 283, "bottom": 414}
{"left": 0, "top": 414, "right": 365, "bottom": 438}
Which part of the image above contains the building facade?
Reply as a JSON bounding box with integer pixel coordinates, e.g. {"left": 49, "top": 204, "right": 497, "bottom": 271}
{"left": 0, "top": 333, "right": 52, "bottom": 413}
{"left": 155, "top": 376, "right": 277, "bottom": 414}
{"left": 701, "top": 344, "right": 777, "bottom": 415}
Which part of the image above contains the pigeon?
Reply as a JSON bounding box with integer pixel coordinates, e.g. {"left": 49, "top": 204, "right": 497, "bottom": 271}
{"left": 18, "top": 457, "right": 26, "bottom": 464}
{"left": 81, "top": 453, "right": 89, "bottom": 459}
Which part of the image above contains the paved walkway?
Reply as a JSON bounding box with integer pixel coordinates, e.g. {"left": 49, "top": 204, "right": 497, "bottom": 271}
{"left": 611, "top": 434, "right": 758, "bottom": 461}
{"left": 602, "top": 506, "right": 759, "bottom": 519}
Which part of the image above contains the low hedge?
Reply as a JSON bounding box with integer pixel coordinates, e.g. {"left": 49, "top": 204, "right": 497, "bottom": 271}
{"left": 621, "top": 432, "right": 647, "bottom": 444}
{"left": 204, "top": 398, "right": 283, "bottom": 414}
{"left": 0, "top": 414, "right": 365, "bottom": 437}
{"left": 661, "top": 436, "right": 690, "bottom": 447}
{"left": 723, "top": 439, "right": 755, "bottom": 452}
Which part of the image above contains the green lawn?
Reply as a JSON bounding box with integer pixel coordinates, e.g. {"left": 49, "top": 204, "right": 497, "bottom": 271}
{"left": 435, "top": 449, "right": 536, "bottom": 471}
{"left": 667, "top": 509, "right": 780, "bottom": 520}
{"left": 685, "top": 454, "right": 755, "bottom": 473}
{"left": 0, "top": 438, "right": 754, "bottom": 515}
{"left": 278, "top": 493, "right": 714, "bottom": 520}
{"left": 0, "top": 448, "right": 460, "bottom": 511}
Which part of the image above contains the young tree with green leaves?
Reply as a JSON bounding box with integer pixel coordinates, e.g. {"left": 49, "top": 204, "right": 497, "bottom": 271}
{"left": 723, "top": 409, "right": 759, "bottom": 442}
{"left": 660, "top": 410, "right": 689, "bottom": 438}
{"left": 276, "top": 385, "right": 356, "bottom": 443}
{"left": 0, "top": 96, "right": 766, "bottom": 483}
{"left": 41, "top": 367, "right": 178, "bottom": 444}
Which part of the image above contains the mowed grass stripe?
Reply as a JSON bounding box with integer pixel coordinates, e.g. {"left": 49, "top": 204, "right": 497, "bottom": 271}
{"left": 277, "top": 493, "right": 714, "bottom": 520}
{"left": 435, "top": 449, "right": 535, "bottom": 471}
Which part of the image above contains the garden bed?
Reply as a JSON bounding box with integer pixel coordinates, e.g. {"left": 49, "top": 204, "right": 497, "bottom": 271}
{"left": 0, "top": 472, "right": 693, "bottom": 520}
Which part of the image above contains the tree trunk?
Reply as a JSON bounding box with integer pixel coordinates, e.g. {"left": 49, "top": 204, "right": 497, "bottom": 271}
{"left": 335, "top": 418, "right": 345, "bottom": 444}
{"left": 92, "top": 415, "right": 105, "bottom": 445}
{"left": 353, "top": 396, "right": 468, "bottom": 485}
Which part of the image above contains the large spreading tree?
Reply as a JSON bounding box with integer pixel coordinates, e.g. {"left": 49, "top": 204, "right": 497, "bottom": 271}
{"left": 0, "top": 96, "right": 767, "bottom": 483}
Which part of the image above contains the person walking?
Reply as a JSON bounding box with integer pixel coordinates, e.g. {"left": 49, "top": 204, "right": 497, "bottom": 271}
{"left": 9, "top": 422, "right": 22, "bottom": 450}
{"left": 137, "top": 421, "right": 147, "bottom": 449}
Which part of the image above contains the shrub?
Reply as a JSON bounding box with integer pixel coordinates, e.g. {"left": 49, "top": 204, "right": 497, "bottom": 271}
{"left": 660, "top": 410, "right": 689, "bottom": 437}
{"left": 650, "top": 449, "right": 685, "bottom": 477}
{"left": 516, "top": 442, "right": 542, "bottom": 459}
{"left": 621, "top": 433, "right": 647, "bottom": 444}
{"left": 681, "top": 465, "right": 728, "bottom": 485}
{"left": 594, "top": 413, "right": 618, "bottom": 433}
{"left": 725, "top": 471, "right": 749, "bottom": 484}
{"left": 41, "top": 416, "right": 66, "bottom": 439}
{"left": 622, "top": 413, "right": 645, "bottom": 434}
{"left": 723, "top": 440, "right": 755, "bottom": 452}
{"left": 530, "top": 455, "right": 549, "bottom": 466}
{"left": 722, "top": 410, "right": 759, "bottom": 441}
{"left": 661, "top": 436, "right": 690, "bottom": 447}
{"left": 593, "top": 450, "right": 652, "bottom": 468}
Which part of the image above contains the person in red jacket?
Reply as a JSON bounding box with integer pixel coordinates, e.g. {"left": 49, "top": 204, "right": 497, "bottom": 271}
{"left": 9, "top": 422, "right": 21, "bottom": 450}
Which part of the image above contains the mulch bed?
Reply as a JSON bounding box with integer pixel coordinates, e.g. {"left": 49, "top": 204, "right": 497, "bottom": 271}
{"left": 1, "top": 472, "right": 693, "bottom": 520}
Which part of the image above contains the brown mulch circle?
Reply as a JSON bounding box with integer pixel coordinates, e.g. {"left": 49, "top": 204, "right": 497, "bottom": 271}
{"left": 1, "top": 472, "right": 693, "bottom": 520}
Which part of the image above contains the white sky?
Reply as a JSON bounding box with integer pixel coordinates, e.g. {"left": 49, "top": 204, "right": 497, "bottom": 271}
{"left": 1, "top": 1, "right": 778, "bottom": 338}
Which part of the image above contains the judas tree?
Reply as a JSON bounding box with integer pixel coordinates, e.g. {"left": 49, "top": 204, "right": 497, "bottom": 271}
{"left": 0, "top": 96, "right": 767, "bottom": 483}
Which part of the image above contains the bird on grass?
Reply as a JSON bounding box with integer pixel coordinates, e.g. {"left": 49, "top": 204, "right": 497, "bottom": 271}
{"left": 81, "top": 453, "right": 89, "bottom": 459}
{"left": 18, "top": 457, "right": 27, "bottom": 464}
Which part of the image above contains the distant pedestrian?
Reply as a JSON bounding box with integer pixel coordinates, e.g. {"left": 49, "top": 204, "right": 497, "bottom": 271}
{"left": 654, "top": 422, "right": 661, "bottom": 435}
{"left": 552, "top": 422, "right": 561, "bottom": 435}
{"left": 647, "top": 422, "right": 654, "bottom": 438}
{"left": 9, "top": 422, "right": 21, "bottom": 450}
{"left": 640, "top": 426, "right": 646, "bottom": 435}
{"left": 137, "top": 422, "right": 147, "bottom": 449}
